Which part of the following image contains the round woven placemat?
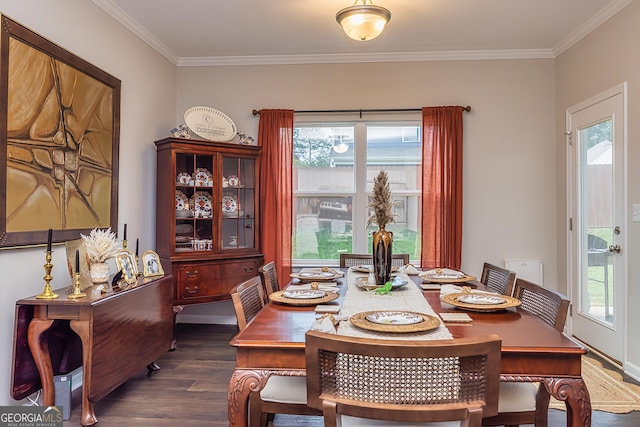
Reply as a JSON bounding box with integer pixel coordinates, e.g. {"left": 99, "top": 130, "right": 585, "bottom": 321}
{"left": 349, "top": 311, "right": 441, "bottom": 333}
{"left": 441, "top": 293, "right": 521, "bottom": 312}
{"left": 269, "top": 290, "right": 339, "bottom": 306}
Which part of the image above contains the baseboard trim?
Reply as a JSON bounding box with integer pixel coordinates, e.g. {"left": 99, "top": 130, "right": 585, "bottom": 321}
{"left": 175, "top": 313, "right": 237, "bottom": 325}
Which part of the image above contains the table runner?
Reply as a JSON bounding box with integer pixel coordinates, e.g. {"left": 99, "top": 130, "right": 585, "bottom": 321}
{"left": 336, "top": 269, "right": 452, "bottom": 340}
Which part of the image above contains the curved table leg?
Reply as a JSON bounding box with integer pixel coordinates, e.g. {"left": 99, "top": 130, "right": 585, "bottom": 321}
{"left": 228, "top": 369, "right": 269, "bottom": 427}
{"left": 543, "top": 377, "right": 592, "bottom": 427}
{"left": 228, "top": 369, "right": 307, "bottom": 426}
{"left": 70, "top": 319, "right": 97, "bottom": 427}
{"left": 27, "top": 318, "right": 55, "bottom": 406}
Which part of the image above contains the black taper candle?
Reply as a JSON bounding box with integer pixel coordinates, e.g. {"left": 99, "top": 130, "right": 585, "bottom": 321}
{"left": 75, "top": 249, "right": 80, "bottom": 273}
{"left": 135, "top": 238, "right": 139, "bottom": 257}
{"left": 46, "top": 228, "right": 52, "bottom": 252}
{"left": 124, "top": 223, "right": 127, "bottom": 241}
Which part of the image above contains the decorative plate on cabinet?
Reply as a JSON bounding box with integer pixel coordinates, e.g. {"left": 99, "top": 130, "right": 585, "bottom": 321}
{"left": 227, "top": 175, "right": 240, "bottom": 187}
{"left": 184, "top": 106, "right": 236, "bottom": 142}
{"left": 175, "top": 190, "right": 189, "bottom": 210}
{"left": 190, "top": 191, "right": 213, "bottom": 218}
{"left": 193, "top": 168, "right": 212, "bottom": 186}
{"left": 176, "top": 172, "right": 191, "bottom": 185}
{"left": 221, "top": 195, "right": 238, "bottom": 213}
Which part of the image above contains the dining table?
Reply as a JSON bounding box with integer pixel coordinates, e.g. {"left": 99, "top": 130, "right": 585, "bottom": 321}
{"left": 228, "top": 268, "right": 591, "bottom": 427}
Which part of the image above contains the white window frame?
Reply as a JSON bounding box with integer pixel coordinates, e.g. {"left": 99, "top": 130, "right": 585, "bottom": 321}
{"left": 293, "top": 120, "right": 421, "bottom": 267}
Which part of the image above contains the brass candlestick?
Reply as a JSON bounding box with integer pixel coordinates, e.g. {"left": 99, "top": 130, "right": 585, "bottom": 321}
{"left": 37, "top": 251, "right": 59, "bottom": 299}
{"left": 68, "top": 272, "right": 87, "bottom": 300}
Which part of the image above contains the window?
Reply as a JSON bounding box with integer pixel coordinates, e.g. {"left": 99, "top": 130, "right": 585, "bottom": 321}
{"left": 293, "top": 122, "right": 421, "bottom": 265}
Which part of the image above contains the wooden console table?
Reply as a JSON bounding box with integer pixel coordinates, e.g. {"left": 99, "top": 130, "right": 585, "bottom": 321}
{"left": 11, "top": 275, "right": 174, "bottom": 426}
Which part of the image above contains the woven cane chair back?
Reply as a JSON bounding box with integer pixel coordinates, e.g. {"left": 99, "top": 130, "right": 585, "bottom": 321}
{"left": 306, "top": 331, "right": 501, "bottom": 426}
{"left": 339, "top": 253, "right": 410, "bottom": 268}
{"left": 230, "top": 276, "right": 265, "bottom": 331}
{"left": 512, "top": 278, "right": 570, "bottom": 332}
{"left": 258, "top": 261, "right": 280, "bottom": 298}
{"left": 480, "top": 262, "right": 517, "bottom": 296}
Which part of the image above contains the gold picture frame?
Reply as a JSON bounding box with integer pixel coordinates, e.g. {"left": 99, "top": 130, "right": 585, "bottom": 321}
{"left": 0, "top": 15, "right": 121, "bottom": 248}
{"left": 64, "top": 239, "right": 92, "bottom": 290}
{"left": 142, "top": 250, "right": 164, "bottom": 278}
{"left": 115, "top": 249, "right": 138, "bottom": 285}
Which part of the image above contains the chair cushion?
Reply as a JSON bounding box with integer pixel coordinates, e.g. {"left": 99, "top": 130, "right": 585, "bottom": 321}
{"left": 259, "top": 375, "right": 307, "bottom": 404}
{"left": 497, "top": 382, "right": 539, "bottom": 412}
{"left": 341, "top": 416, "right": 461, "bottom": 427}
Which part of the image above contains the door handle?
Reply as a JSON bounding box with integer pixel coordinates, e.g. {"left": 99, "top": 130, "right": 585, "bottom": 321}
{"left": 608, "top": 244, "right": 621, "bottom": 253}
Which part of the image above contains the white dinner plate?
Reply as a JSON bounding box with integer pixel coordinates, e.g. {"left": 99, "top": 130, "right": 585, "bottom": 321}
{"left": 282, "top": 290, "right": 326, "bottom": 299}
{"left": 365, "top": 311, "right": 424, "bottom": 325}
{"left": 457, "top": 294, "right": 506, "bottom": 305}
{"left": 298, "top": 272, "right": 335, "bottom": 279}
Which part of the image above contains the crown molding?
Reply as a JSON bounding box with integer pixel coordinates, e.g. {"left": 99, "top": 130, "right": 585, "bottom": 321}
{"left": 553, "top": 0, "right": 635, "bottom": 56}
{"left": 177, "top": 49, "right": 555, "bottom": 67}
{"left": 92, "top": 0, "right": 179, "bottom": 64}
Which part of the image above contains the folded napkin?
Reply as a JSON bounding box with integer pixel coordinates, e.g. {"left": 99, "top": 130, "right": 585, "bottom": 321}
{"left": 399, "top": 263, "right": 421, "bottom": 275}
{"left": 440, "top": 284, "right": 464, "bottom": 295}
{"left": 309, "top": 314, "right": 347, "bottom": 334}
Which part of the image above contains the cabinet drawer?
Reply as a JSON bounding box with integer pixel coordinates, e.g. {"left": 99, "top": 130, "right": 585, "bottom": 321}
{"left": 175, "top": 258, "right": 261, "bottom": 303}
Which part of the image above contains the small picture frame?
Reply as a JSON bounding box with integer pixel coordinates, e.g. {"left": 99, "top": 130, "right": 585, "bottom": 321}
{"left": 142, "top": 250, "right": 164, "bottom": 278}
{"left": 115, "top": 249, "right": 138, "bottom": 285}
{"left": 64, "top": 239, "right": 92, "bottom": 289}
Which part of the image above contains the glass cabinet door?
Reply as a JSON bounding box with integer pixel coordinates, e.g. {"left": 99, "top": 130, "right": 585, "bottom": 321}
{"left": 221, "top": 156, "right": 256, "bottom": 251}
{"left": 174, "top": 152, "right": 214, "bottom": 253}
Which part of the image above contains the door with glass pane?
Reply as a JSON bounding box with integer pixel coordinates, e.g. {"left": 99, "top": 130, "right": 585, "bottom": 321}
{"left": 568, "top": 84, "right": 626, "bottom": 363}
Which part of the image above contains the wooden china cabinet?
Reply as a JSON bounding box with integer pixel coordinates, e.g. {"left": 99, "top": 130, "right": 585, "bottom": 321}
{"left": 154, "top": 137, "right": 263, "bottom": 306}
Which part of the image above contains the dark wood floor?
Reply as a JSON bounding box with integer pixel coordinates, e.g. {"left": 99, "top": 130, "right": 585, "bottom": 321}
{"left": 64, "top": 323, "right": 640, "bottom": 426}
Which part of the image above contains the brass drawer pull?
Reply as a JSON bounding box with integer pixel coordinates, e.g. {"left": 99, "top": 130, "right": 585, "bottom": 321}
{"left": 185, "top": 270, "right": 199, "bottom": 278}
{"left": 244, "top": 266, "right": 254, "bottom": 273}
{"left": 185, "top": 286, "right": 199, "bottom": 294}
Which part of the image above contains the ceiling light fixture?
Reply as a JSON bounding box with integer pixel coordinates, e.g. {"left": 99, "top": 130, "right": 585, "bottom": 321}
{"left": 332, "top": 135, "right": 349, "bottom": 153}
{"left": 336, "top": 0, "right": 391, "bottom": 42}
{"left": 333, "top": 140, "right": 349, "bottom": 154}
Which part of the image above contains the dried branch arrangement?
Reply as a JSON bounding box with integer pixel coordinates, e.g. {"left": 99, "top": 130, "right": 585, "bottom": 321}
{"left": 366, "top": 169, "right": 397, "bottom": 228}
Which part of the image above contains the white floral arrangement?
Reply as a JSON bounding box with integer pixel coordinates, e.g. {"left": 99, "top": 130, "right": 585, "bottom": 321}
{"left": 81, "top": 228, "right": 121, "bottom": 264}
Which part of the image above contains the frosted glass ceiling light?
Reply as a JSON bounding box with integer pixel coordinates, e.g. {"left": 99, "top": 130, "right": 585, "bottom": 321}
{"left": 333, "top": 141, "right": 348, "bottom": 153}
{"left": 336, "top": 0, "right": 391, "bottom": 41}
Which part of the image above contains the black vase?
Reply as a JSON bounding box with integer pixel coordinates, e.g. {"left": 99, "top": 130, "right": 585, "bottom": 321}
{"left": 372, "top": 225, "right": 393, "bottom": 285}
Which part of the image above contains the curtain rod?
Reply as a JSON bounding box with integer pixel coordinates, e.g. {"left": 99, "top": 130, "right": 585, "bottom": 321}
{"left": 252, "top": 106, "right": 471, "bottom": 118}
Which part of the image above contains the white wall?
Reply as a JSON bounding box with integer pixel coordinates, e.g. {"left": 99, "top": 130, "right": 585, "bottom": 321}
{"left": 556, "top": 0, "right": 640, "bottom": 378}
{"left": 176, "top": 59, "right": 557, "bottom": 274}
{"left": 0, "top": 0, "right": 177, "bottom": 405}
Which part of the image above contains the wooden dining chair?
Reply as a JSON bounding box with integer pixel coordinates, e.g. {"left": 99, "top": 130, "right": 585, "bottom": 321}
{"left": 482, "top": 278, "right": 571, "bottom": 427}
{"left": 480, "top": 262, "right": 517, "bottom": 296}
{"left": 306, "top": 330, "right": 502, "bottom": 427}
{"left": 339, "top": 253, "right": 409, "bottom": 268}
{"left": 258, "top": 261, "right": 280, "bottom": 299}
{"left": 230, "top": 276, "right": 266, "bottom": 330}
{"left": 230, "top": 276, "right": 321, "bottom": 427}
